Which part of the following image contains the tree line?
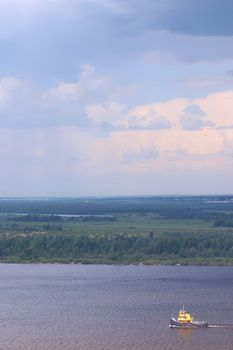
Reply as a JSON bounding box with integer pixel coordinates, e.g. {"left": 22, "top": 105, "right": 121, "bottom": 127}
{"left": 0, "top": 232, "right": 233, "bottom": 262}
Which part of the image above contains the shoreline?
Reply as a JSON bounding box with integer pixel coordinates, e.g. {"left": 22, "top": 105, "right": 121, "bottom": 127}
{"left": 1, "top": 257, "right": 233, "bottom": 266}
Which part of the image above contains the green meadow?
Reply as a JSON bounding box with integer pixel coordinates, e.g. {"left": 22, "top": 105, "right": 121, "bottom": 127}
{"left": 0, "top": 196, "right": 233, "bottom": 264}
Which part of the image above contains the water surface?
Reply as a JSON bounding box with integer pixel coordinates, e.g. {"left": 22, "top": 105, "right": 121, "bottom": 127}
{"left": 0, "top": 264, "right": 232, "bottom": 350}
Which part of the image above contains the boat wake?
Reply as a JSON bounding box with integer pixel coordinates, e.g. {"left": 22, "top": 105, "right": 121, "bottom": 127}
{"left": 207, "top": 324, "right": 233, "bottom": 328}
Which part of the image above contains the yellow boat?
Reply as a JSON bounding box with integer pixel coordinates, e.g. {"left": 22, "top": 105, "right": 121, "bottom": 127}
{"left": 170, "top": 307, "right": 208, "bottom": 328}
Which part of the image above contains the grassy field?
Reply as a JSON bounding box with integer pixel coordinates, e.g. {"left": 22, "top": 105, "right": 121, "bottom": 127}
{"left": 1, "top": 214, "right": 232, "bottom": 237}
{"left": 0, "top": 196, "right": 233, "bottom": 264}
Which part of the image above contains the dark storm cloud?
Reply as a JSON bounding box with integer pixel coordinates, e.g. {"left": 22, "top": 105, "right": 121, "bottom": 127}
{"left": 120, "top": 0, "right": 233, "bottom": 37}
{"left": 152, "top": 0, "right": 233, "bottom": 36}
{"left": 0, "top": 0, "right": 233, "bottom": 83}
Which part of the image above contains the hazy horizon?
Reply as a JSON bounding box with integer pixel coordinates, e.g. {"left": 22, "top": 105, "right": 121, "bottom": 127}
{"left": 0, "top": 194, "right": 232, "bottom": 199}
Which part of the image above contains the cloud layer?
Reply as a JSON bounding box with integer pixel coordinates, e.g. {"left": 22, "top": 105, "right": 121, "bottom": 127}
{"left": 0, "top": 1, "right": 233, "bottom": 195}
{"left": 0, "top": 65, "right": 233, "bottom": 195}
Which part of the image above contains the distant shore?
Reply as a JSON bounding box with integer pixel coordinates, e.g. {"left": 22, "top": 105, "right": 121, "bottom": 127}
{"left": 1, "top": 257, "right": 233, "bottom": 266}
{"left": 0, "top": 197, "right": 233, "bottom": 266}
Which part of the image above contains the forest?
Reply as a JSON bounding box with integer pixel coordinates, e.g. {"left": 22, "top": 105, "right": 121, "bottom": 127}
{"left": 0, "top": 196, "right": 233, "bottom": 264}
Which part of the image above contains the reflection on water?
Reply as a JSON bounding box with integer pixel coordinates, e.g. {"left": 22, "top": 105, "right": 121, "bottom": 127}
{"left": 0, "top": 264, "right": 232, "bottom": 350}
{"left": 176, "top": 328, "right": 194, "bottom": 337}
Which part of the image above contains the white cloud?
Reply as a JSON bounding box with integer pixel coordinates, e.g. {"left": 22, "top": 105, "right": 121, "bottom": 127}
{"left": 196, "top": 91, "right": 233, "bottom": 128}
{"left": 123, "top": 91, "right": 233, "bottom": 132}
{"left": 128, "top": 99, "right": 188, "bottom": 130}
{"left": 179, "top": 105, "right": 214, "bottom": 131}
{"left": 0, "top": 77, "right": 22, "bottom": 106}
{"left": 0, "top": 123, "right": 232, "bottom": 196}
{"left": 0, "top": 65, "right": 118, "bottom": 127}
{"left": 85, "top": 101, "right": 127, "bottom": 126}
{"left": 84, "top": 100, "right": 172, "bottom": 129}
{"left": 221, "top": 129, "right": 233, "bottom": 157}
{"left": 0, "top": 66, "right": 233, "bottom": 140}
{"left": 0, "top": 77, "right": 34, "bottom": 125}
{"left": 123, "top": 144, "right": 159, "bottom": 163}
{"left": 43, "top": 65, "right": 111, "bottom": 105}
{"left": 180, "top": 114, "right": 214, "bottom": 131}
{"left": 125, "top": 107, "right": 171, "bottom": 130}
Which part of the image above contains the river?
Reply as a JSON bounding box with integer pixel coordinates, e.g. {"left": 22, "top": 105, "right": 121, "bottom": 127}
{"left": 0, "top": 264, "right": 232, "bottom": 350}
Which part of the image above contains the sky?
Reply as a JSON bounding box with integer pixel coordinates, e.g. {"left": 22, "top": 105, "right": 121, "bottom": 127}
{"left": 0, "top": 0, "right": 233, "bottom": 196}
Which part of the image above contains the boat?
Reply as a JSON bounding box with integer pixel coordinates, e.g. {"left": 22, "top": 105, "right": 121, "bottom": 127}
{"left": 170, "top": 307, "right": 208, "bottom": 328}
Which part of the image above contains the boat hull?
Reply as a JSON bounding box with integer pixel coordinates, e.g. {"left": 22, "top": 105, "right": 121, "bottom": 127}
{"left": 170, "top": 318, "right": 208, "bottom": 328}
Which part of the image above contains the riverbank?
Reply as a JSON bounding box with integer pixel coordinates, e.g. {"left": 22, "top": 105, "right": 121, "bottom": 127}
{"left": 1, "top": 256, "right": 233, "bottom": 265}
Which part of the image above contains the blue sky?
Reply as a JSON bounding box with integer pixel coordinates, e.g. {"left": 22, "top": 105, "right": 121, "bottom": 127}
{"left": 0, "top": 0, "right": 233, "bottom": 196}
